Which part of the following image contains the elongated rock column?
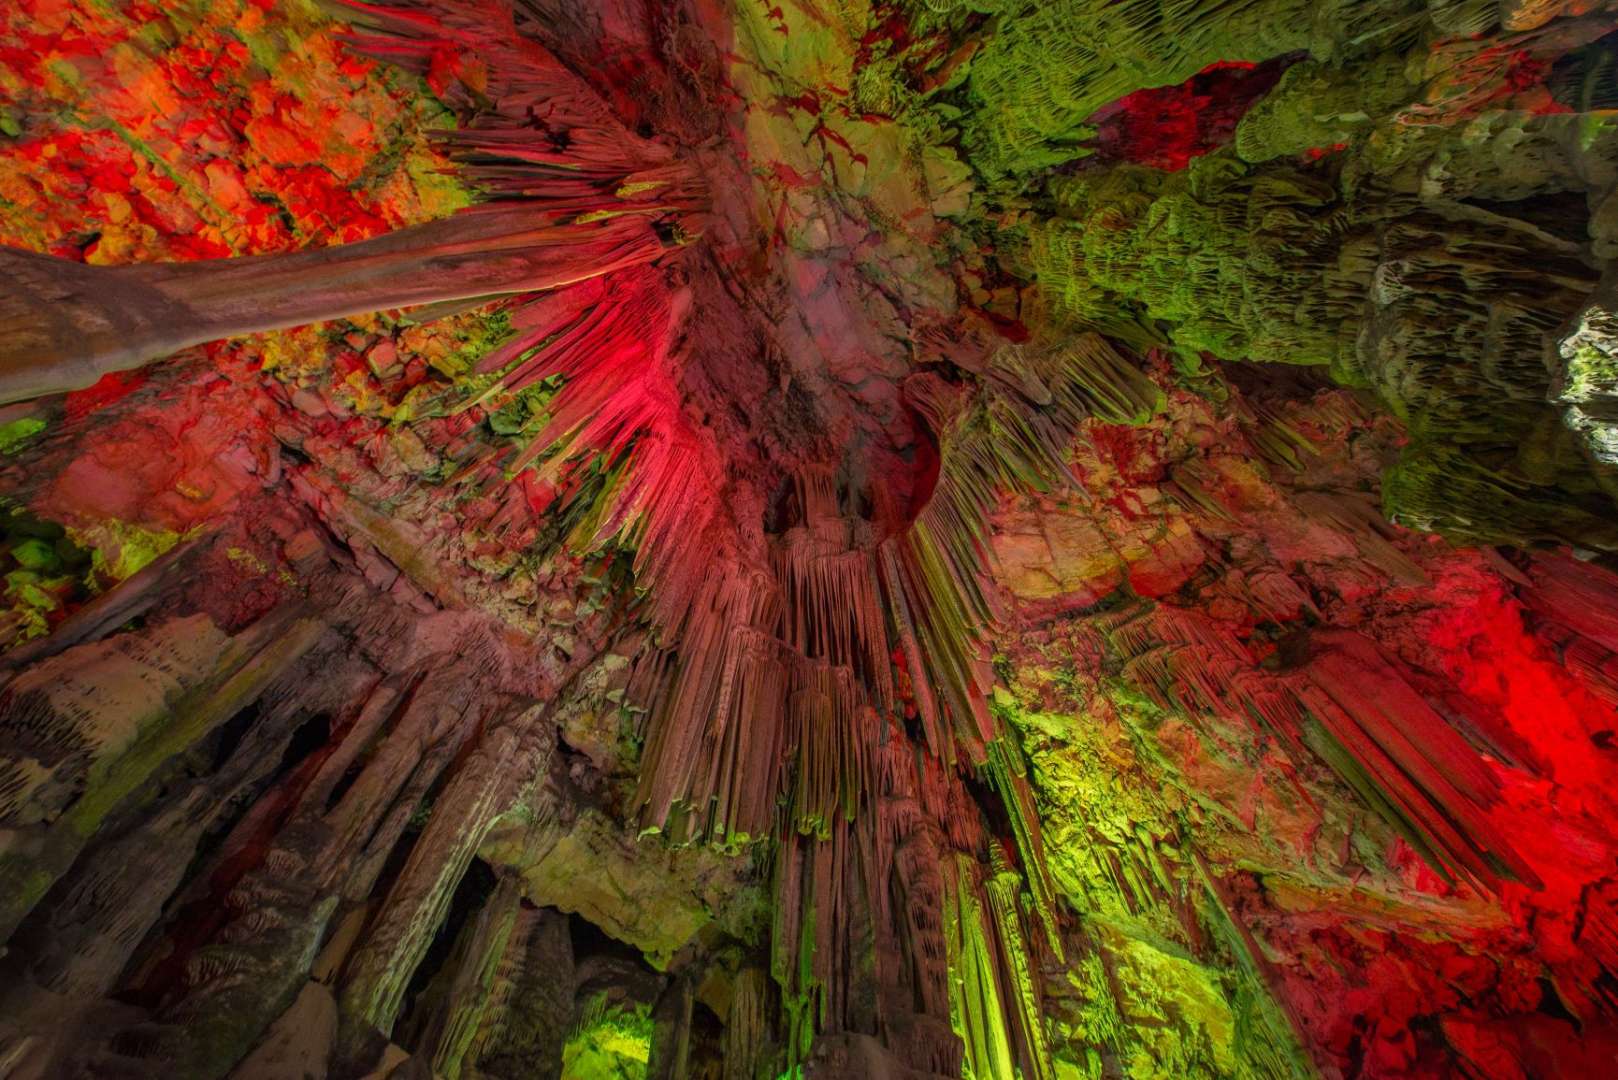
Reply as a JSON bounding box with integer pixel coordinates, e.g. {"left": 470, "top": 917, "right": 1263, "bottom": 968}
{"left": 467, "top": 906, "right": 575, "bottom": 1080}
{"left": 0, "top": 606, "right": 325, "bottom": 943}
{"left": 338, "top": 702, "right": 558, "bottom": 1044}
{"left": 9, "top": 653, "right": 377, "bottom": 1001}
{"left": 0, "top": 211, "right": 664, "bottom": 403}
{"left": 394, "top": 873, "right": 525, "bottom": 1080}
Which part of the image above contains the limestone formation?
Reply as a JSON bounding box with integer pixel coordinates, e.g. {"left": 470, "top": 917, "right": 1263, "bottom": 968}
{"left": 1, "top": 0, "right": 1617, "bottom": 1077}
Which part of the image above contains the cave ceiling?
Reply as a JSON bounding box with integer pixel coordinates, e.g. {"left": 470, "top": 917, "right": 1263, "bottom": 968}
{"left": 3, "top": 1, "right": 1618, "bottom": 1078}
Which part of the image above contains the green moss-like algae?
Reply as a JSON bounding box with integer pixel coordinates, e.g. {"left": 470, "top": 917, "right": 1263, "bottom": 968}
{"left": 68, "top": 518, "right": 182, "bottom": 583}
{"left": 952, "top": 0, "right": 1427, "bottom": 182}
{"left": 561, "top": 995, "right": 655, "bottom": 1080}
{"left": 0, "top": 416, "right": 45, "bottom": 455}
{"left": 991, "top": 683, "right": 1316, "bottom": 1079}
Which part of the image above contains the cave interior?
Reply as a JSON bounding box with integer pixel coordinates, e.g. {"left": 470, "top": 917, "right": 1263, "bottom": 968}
{"left": 4, "top": 0, "right": 1618, "bottom": 1077}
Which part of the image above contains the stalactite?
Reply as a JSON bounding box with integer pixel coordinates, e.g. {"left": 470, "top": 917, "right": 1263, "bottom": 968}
{"left": 465, "top": 905, "right": 574, "bottom": 1079}
{"left": 0, "top": 607, "right": 324, "bottom": 944}
{"left": 1384, "top": 438, "right": 1618, "bottom": 552}
{"left": 653, "top": 333, "right": 1149, "bottom": 1070}
{"left": 339, "top": 700, "right": 555, "bottom": 1038}
{"left": 1300, "top": 631, "right": 1539, "bottom": 890}
{"left": 882, "top": 334, "right": 1154, "bottom": 767}
{"left": 1520, "top": 551, "right": 1618, "bottom": 708}
{"left": 771, "top": 824, "right": 832, "bottom": 1072}
{"left": 0, "top": 548, "right": 614, "bottom": 1080}
{"left": 943, "top": 853, "right": 1018, "bottom": 1080}
{"left": 891, "top": 813, "right": 953, "bottom": 1041}
{"left": 722, "top": 968, "right": 774, "bottom": 1080}
{"left": 982, "top": 852, "right": 1054, "bottom": 1080}
{"left": 787, "top": 666, "right": 872, "bottom": 841}
{"left": 9, "top": 9, "right": 1188, "bottom": 1065}
{"left": 632, "top": 569, "right": 787, "bottom": 844}
{"left": 327, "top": 669, "right": 497, "bottom": 907}
{"left": 1290, "top": 491, "right": 1428, "bottom": 586}
{"left": 1190, "top": 853, "right": 1318, "bottom": 1079}
{"left": 982, "top": 740, "right": 1064, "bottom": 959}
{"left": 771, "top": 495, "right": 891, "bottom": 711}
{"left": 1096, "top": 596, "right": 1546, "bottom": 894}
{"left": 0, "top": 209, "right": 672, "bottom": 405}
{"left": 415, "top": 875, "right": 524, "bottom": 1080}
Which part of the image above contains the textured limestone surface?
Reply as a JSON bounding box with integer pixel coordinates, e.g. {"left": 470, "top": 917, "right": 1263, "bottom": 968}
{"left": 2, "top": 1, "right": 1618, "bottom": 1078}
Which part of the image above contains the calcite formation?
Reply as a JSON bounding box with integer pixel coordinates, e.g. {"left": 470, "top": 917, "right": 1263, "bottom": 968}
{"left": 2, "top": 0, "right": 1618, "bottom": 1077}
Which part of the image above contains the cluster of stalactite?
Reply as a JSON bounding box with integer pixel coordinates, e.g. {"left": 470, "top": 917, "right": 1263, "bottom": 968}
{"left": 988, "top": 362, "right": 1618, "bottom": 1075}
{"left": 1084, "top": 380, "right": 1618, "bottom": 902}
{"left": 608, "top": 336, "right": 1162, "bottom": 1076}
{"left": 938, "top": 0, "right": 1618, "bottom": 179}
{"left": 945, "top": 0, "right": 1531, "bottom": 180}
{"left": 0, "top": 330, "right": 1163, "bottom": 1079}
{"left": 948, "top": 7, "right": 1618, "bottom": 555}
{"left": 411, "top": 223, "right": 1167, "bottom": 1080}
{"left": 1100, "top": 600, "right": 1545, "bottom": 891}
{"left": 1025, "top": 99, "right": 1618, "bottom": 553}
{"left": 0, "top": 486, "right": 622, "bottom": 1077}
{"left": 0, "top": 0, "right": 1179, "bottom": 1056}
{"left": 0, "top": 0, "right": 706, "bottom": 404}
{"left": 9, "top": 0, "right": 1618, "bottom": 1076}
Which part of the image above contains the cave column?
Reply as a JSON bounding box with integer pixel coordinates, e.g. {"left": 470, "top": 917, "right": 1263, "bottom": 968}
{"left": 721, "top": 968, "right": 774, "bottom": 1080}
{"left": 14, "top": 655, "right": 377, "bottom": 1002}
{"left": 0, "top": 210, "right": 664, "bottom": 404}
{"left": 467, "top": 905, "right": 575, "bottom": 1080}
{"left": 388, "top": 873, "right": 525, "bottom": 1080}
{"left": 0, "top": 604, "right": 325, "bottom": 943}
{"left": 337, "top": 702, "right": 556, "bottom": 1040}
{"left": 80, "top": 664, "right": 503, "bottom": 1080}
{"left": 315, "top": 666, "right": 486, "bottom": 899}
{"left": 645, "top": 973, "right": 694, "bottom": 1080}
